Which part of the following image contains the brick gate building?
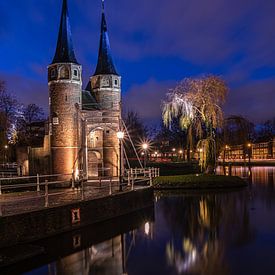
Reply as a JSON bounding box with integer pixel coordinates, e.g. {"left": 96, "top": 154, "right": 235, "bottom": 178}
{"left": 22, "top": 0, "right": 122, "bottom": 179}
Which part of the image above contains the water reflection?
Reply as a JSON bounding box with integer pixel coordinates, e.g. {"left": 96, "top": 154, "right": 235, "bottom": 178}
{"left": 21, "top": 167, "right": 275, "bottom": 275}
{"left": 53, "top": 236, "right": 124, "bottom": 275}
{"left": 217, "top": 165, "right": 275, "bottom": 186}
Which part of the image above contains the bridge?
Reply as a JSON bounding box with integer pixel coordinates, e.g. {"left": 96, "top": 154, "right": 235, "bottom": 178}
{"left": 0, "top": 167, "right": 159, "bottom": 217}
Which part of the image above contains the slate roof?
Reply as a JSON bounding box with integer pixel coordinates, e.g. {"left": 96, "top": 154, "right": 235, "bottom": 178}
{"left": 94, "top": 5, "right": 118, "bottom": 76}
{"left": 52, "top": 0, "right": 78, "bottom": 64}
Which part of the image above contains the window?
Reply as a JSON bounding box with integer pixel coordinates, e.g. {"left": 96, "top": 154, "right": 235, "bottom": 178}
{"left": 106, "top": 130, "right": 110, "bottom": 134}
{"left": 51, "top": 69, "right": 56, "bottom": 78}
{"left": 59, "top": 66, "right": 70, "bottom": 79}
{"left": 114, "top": 79, "right": 118, "bottom": 86}
{"left": 53, "top": 117, "right": 59, "bottom": 125}
{"left": 52, "top": 112, "right": 59, "bottom": 125}
{"left": 65, "top": 95, "right": 68, "bottom": 102}
{"left": 74, "top": 69, "right": 78, "bottom": 77}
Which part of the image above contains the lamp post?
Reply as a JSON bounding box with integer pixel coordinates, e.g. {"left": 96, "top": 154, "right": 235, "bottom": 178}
{"left": 142, "top": 143, "right": 148, "bottom": 168}
{"left": 117, "top": 131, "right": 124, "bottom": 191}
{"left": 247, "top": 143, "right": 252, "bottom": 166}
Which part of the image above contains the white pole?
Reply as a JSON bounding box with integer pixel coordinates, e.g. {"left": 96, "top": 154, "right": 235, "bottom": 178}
{"left": 37, "top": 174, "right": 40, "bottom": 192}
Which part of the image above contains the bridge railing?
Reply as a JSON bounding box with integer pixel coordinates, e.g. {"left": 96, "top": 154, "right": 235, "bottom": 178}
{"left": 125, "top": 167, "right": 160, "bottom": 187}
{"left": 0, "top": 172, "right": 152, "bottom": 216}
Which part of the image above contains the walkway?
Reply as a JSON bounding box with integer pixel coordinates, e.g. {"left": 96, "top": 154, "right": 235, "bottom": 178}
{"left": 0, "top": 181, "right": 144, "bottom": 217}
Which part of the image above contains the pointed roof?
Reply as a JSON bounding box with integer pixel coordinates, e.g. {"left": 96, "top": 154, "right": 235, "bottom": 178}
{"left": 52, "top": 0, "right": 78, "bottom": 64}
{"left": 94, "top": 1, "right": 118, "bottom": 76}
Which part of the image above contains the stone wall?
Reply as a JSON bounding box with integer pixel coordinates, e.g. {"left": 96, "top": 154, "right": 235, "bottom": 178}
{"left": 0, "top": 188, "right": 154, "bottom": 249}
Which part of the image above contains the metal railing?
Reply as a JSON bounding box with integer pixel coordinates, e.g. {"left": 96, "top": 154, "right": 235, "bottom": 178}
{"left": 0, "top": 171, "right": 156, "bottom": 217}
{"left": 125, "top": 167, "right": 160, "bottom": 187}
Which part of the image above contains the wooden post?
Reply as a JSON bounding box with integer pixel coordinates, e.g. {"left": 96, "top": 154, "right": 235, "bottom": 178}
{"left": 127, "top": 170, "right": 131, "bottom": 186}
{"left": 45, "top": 180, "right": 49, "bottom": 207}
{"left": 149, "top": 169, "right": 152, "bottom": 186}
{"left": 131, "top": 168, "right": 134, "bottom": 186}
{"left": 81, "top": 178, "right": 84, "bottom": 201}
{"left": 72, "top": 172, "right": 75, "bottom": 189}
{"left": 109, "top": 178, "right": 112, "bottom": 195}
{"left": 36, "top": 174, "right": 40, "bottom": 192}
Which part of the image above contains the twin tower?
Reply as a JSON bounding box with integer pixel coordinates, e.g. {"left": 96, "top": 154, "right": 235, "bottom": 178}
{"left": 48, "top": 0, "right": 122, "bottom": 179}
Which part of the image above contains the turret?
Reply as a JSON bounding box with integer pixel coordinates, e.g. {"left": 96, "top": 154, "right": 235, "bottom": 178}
{"left": 90, "top": 0, "right": 121, "bottom": 111}
{"left": 89, "top": 0, "right": 122, "bottom": 177}
{"left": 48, "top": 0, "right": 82, "bottom": 179}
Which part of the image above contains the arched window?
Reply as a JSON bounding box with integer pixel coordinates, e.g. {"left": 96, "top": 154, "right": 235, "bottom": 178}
{"left": 59, "top": 66, "right": 70, "bottom": 79}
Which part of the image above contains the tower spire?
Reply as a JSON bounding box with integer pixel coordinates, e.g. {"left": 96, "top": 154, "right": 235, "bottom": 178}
{"left": 52, "top": 0, "right": 78, "bottom": 64}
{"left": 94, "top": 0, "right": 118, "bottom": 75}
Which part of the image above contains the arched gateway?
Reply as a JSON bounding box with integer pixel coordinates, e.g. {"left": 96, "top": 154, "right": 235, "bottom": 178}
{"left": 48, "top": 0, "right": 122, "bottom": 180}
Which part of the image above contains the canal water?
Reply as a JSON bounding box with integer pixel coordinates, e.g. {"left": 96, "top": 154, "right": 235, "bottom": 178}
{"left": 24, "top": 167, "right": 275, "bottom": 274}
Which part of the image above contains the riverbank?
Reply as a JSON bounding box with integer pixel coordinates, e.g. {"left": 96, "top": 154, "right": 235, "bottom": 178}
{"left": 153, "top": 174, "right": 247, "bottom": 189}
{"left": 218, "top": 160, "right": 275, "bottom": 166}
{"left": 0, "top": 187, "right": 153, "bottom": 248}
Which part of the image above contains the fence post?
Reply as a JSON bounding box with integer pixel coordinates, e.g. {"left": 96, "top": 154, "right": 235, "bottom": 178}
{"left": 72, "top": 173, "right": 75, "bottom": 189}
{"left": 149, "top": 169, "right": 152, "bottom": 186}
{"left": 131, "top": 168, "right": 134, "bottom": 186}
{"left": 36, "top": 174, "right": 40, "bottom": 192}
{"left": 81, "top": 178, "right": 84, "bottom": 201}
{"left": 109, "top": 178, "right": 112, "bottom": 195}
{"left": 127, "top": 170, "right": 131, "bottom": 186}
{"left": 45, "top": 180, "right": 49, "bottom": 207}
{"left": 131, "top": 174, "right": 134, "bottom": 191}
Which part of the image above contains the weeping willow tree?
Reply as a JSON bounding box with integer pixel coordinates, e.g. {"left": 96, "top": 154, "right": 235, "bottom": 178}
{"left": 162, "top": 75, "right": 228, "bottom": 174}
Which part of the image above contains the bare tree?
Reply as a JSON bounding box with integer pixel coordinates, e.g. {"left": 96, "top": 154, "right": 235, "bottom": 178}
{"left": 16, "top": 103, "right": 45, "bottom": 146}
{"left": 0, "top": 81, "right": 21, "bottom": 144}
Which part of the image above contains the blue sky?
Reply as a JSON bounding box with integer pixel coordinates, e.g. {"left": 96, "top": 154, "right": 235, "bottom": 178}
{"left": 0, "top": 0, "right": 275, "bottom": 124}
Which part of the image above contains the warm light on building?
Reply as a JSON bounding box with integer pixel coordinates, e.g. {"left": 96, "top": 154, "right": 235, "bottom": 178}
{"left": 117, "top": 131, "right": 124, "bottom": 140}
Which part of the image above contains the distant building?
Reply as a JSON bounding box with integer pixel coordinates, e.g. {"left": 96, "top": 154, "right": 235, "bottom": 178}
{"left": 20, "top": 0, "right": 122, "bottom": 179}
{"left": 221, "top": 138, "right": 275, "bottom": 161}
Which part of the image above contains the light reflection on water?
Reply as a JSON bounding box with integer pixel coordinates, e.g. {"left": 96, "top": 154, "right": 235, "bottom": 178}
{"left": 26, "top": 167, "right": 275, "bottom": 275}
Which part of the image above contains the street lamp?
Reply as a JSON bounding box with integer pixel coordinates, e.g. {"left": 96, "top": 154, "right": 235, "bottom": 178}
{"left": 247, "top": 143, "right": 252, "bottom": 165}
{"left": 142, "top": 143, "right": 149, "bottom": 168}
{"left": 117, "top": 131, "right": 124, "bottom": 191}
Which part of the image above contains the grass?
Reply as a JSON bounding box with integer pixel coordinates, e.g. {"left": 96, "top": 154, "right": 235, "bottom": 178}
{"left": 153, "top": 174, "right": 247, "bottom": 189}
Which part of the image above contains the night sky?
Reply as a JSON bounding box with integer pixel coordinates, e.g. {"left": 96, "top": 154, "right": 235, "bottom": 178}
{"left": 0, "top": 0, "right": 275, "bottom": 124}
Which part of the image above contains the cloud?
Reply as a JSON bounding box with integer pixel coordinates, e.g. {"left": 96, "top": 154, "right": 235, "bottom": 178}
{"left": 123, "top": 79, "right": 175, "bottom": 124}
{"left": 225, "top": 79, "right": 275, "bottom": 122}
{"left": 124, "top": 77, "right": 275, "bottom": 125}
